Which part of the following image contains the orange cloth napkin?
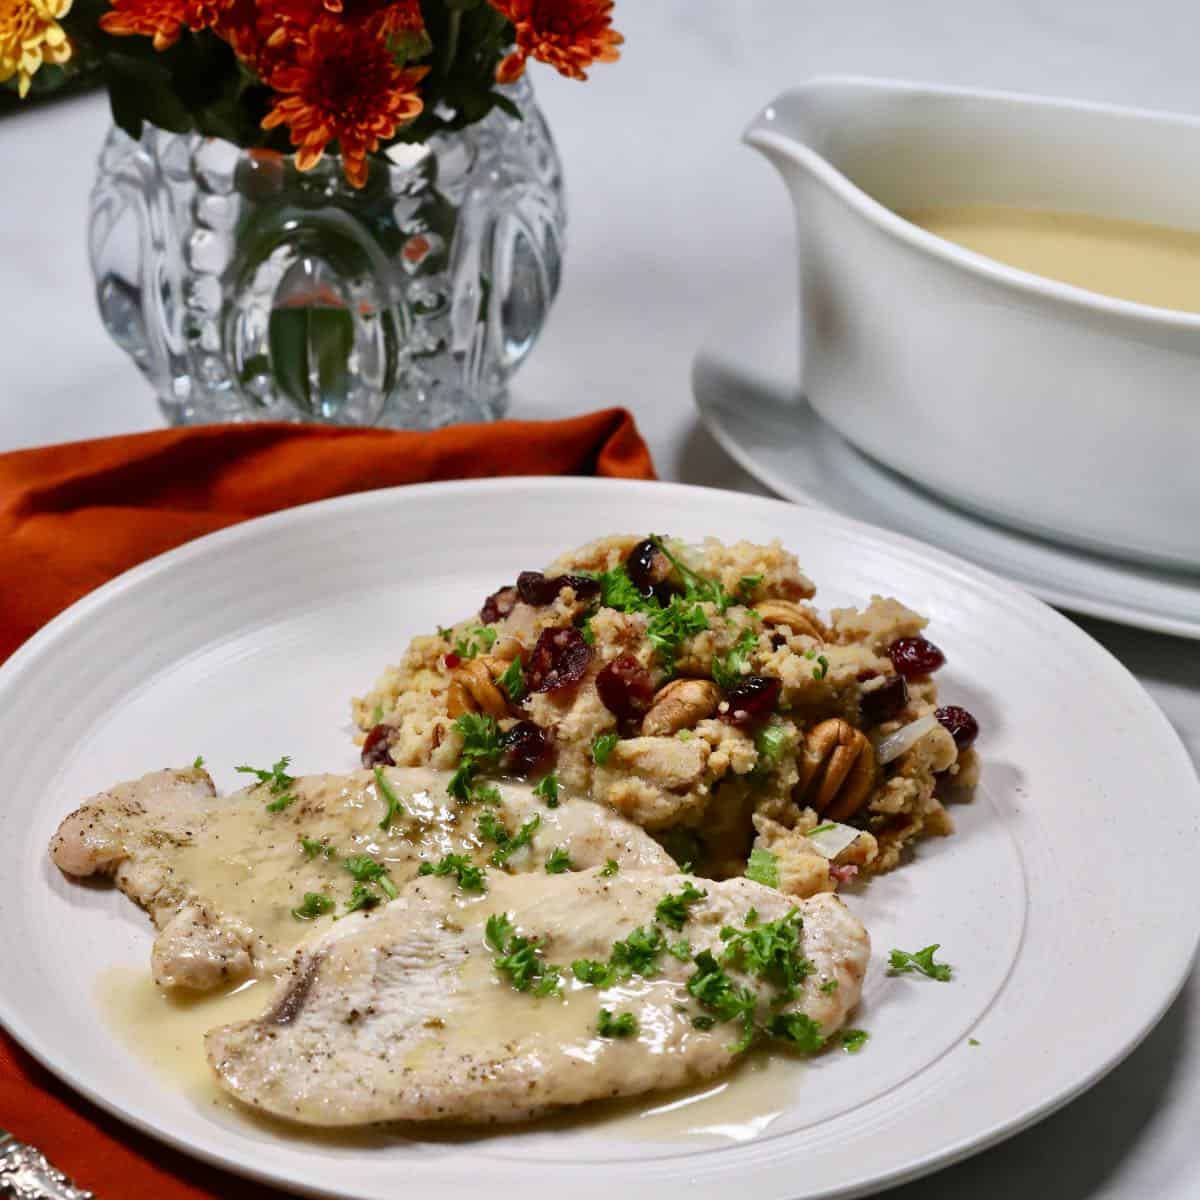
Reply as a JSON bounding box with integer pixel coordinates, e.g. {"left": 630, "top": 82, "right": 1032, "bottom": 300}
{"left": 0, "top": 409, "right": 655, "bottom": 1198}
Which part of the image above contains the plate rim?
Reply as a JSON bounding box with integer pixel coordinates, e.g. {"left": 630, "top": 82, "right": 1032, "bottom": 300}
{"left": 2, "top": 475, "right": 1198, "bottom": 1200}
{"left": 692, "top": 363, "right": 1200, "bottom": 642}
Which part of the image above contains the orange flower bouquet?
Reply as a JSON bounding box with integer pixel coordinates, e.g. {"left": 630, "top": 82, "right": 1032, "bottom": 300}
{"left": 4, "top": 0, "right": 621, "bottom": 186}
{"left": 19, "top": 0, "right": 620, "bottom": 427}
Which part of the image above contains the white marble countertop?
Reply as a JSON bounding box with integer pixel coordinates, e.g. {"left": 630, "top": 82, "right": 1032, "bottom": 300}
{"left": 3, "top": 1, "right": 1200, "bottom": 1195}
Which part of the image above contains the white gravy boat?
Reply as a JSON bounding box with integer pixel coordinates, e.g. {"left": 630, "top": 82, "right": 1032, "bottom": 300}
{"left": 745, "top": 76, "right": 1200, "bottom": 573}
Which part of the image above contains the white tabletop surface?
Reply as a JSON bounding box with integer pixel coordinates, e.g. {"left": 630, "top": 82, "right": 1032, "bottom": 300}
{"left": 3, "top": 1, "right": 1200, "bottom": 1195}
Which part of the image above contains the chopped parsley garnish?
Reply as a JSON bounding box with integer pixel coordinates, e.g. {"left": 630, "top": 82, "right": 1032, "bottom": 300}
{"left": 497, "top": 658, "right": 526, "bottom": 702}
{"left": 371, "top": 702, "right": 385, "bottom": 724}
{"left": 579, "top": 616, "right": 596, "bottom": 645}
{"left": 767, "top": 1011, "right": 825, "bottom": 1052}
{"left": 819, "top": 978, "right": 839, "bottom": 995}
{"left": 597, "top": 565, "right": 649, "bottom": 613}
{"left": 668, "top": 938, "right": 693, "bottom": 961}
{"left": 968, "top": 1037, "right": 980, "bottom": 1046}
{"left": 655, "top": 880, "right": 708, "bottom": 930}
{"left": 592, "top": 731, "right": 619, "bottom": 765}
{"left": 808, "top": 823, "right": 836, "bottom": 836}
{"left": 477, "top": 811, "right": 541, "bottom": 867}
{"left": 454, "top": 625, "right": 498, "bottom": 659}
{"left": 744, "top": 847, "right": 779, "bottom": 888}
{"left": 812, "top": 654, "right": 830, "bottom": 681}
{"left": 735, "top": 574, "right": 763, "bottom": 605}
{"left": 447, "top": 713, "right": 504, "bottom": 802}
{"left": 544, "top": 847, "right": 573, "bottom": 874}
{"left": 711, "top": 627, "right": 758, "bottom": 691}
{"left": 485, "top": 911, "right": 514, "bottom": 950}
{"left": 477, "top": 809, "right": 507, "bottom": 846}
{"left": 418, "top": 853, "right": 486, "bottom": 892}
{"left": 236, "top": 755, "right": 294, "bottom": 792}
{"left": 600, "top": 858, "right": 620, "bottom": 878}
{"left": 646, "top": 595, "right": 709, "bottom": 673}
{"left": 300, "top": 836, "right": 334, "bottom": 860}
{"left": 344, "top": 883, "right": 380, "bottom": 914}
{"left": 236, "top": 755, "right": 297, "bottom": 812}
{"left": 692, "top": 1015, "right": 716, "bottom": 1030}
{"left": 610, "top": 924, "right": 665, "bottom": 977}
{"left": 343, "top": 855, "right": 398, "bottom": 900}
{"left": 841, "top": 1028, "right": 869, "bottom": 1053}
{"left": 192, "top": 755, "right": 205, "bottom": 769}
{"left": 533, "top": 772, "right": 560, "bottom": 808}
{"left": 562, "top": 924, "right": 667, "bottom": 988}
{"left": 648, "top": 535, "right": 733, "bottom": 612}
{"left": 572, "top": 959, "right": 615, "bottom": 987}
{"left": 596, "top": 1009, "right": 638, "bottom": 1038}
{"left": 719, "top": 908, "right": 812, "bottom": 1000}
{"left": 754, "top": 723, "right": 790, "bottom": 765}
{"left": 888, "top": 944, "right": 953, "bottom": 981}
{"left": 374, "top": 767, "right": 404, "bottom": 830}
{"left": 486, "top": 912, "right": 560, "bottom": 996}
{"left": 501, "top": 816, "right": 541, "bottom": 864}
{"left": 687, "top": 950, "right": 758, "bottom": 1052}
{"left": 437, "top": 624, "right": 453, "bottom": 642}
{"left": 291, "top": 892, "right": 334, "bottom": 921}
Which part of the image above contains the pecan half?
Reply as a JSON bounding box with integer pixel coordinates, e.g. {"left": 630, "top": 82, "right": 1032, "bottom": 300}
{"left": 642, "top": 678, "right": 721, "bottom": 736}
{"left": 447, "top": 659, "right": 509, "bottom": 719}
{"left": 756, "top": 600, "right": 827, "bottom": 641}
{"left": 796, "top": 718, "right": 876, "bottom": 820}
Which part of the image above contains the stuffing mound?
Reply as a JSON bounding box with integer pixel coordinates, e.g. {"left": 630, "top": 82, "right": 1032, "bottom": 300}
{"left": 352, "top": 535, "right": 980, "bottom": 899}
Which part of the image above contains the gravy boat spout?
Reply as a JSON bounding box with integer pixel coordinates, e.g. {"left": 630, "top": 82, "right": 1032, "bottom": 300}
{"left": 741, "top": 76, "right": 1200, "bottom": 572}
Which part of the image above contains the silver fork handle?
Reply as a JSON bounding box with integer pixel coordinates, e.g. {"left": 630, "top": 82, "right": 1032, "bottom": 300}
{"left": 0, "top": 1133, "right": 94, "bottom": 1200}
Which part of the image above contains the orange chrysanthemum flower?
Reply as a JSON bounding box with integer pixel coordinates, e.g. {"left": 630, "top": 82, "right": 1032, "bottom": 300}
{"left": 99, "top": 0, "right": 226, "bottom": 48}
{"left": 491, "top": 0, "right": 621, "bottom": 83}
{"left": 261, "top": 19, "right": 427, "bottom": 188}
{"left": 1, "top": 0, "right": 73, "bottom": 97}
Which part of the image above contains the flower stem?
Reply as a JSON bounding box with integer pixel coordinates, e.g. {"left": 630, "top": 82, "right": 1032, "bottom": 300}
{"left": 440, "top": 10, "right": 462, "bottom": 80}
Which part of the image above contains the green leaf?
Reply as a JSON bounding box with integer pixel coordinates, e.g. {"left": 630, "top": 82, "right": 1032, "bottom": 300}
{"left": 591, "top": 732, "right": 619, "bottom": 765}
{"left": 268, "top": 306, "right": 355, "bottom": 417}
{"left": 744, "top": 847, "right": 779, "bottom": 889}
{"left": 596, "top": 1008, "right": 638, "bottom": 1038}
{"left": 888, "top": 944, "right": 953, "bottom": 982}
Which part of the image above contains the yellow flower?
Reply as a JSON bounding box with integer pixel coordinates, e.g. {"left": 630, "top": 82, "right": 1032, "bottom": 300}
{"left": 0, "top": 0, "right": 73, "bottom": 98}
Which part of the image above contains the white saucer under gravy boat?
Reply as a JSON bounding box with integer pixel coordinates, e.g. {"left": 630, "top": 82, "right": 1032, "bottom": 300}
{"left": 745, "top": 76, "right": 1200, "bottom": 571}
{"left": 690, "top": 303, "right": 1200, "bottom": 642}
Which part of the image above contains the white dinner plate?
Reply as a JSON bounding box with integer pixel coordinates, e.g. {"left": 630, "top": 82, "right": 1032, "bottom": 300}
{"left": 1, "top": 478, "right": 1197, "bottom": 1200}
{"left": 691, "top": 329, "right": 1200, "bottom": 642}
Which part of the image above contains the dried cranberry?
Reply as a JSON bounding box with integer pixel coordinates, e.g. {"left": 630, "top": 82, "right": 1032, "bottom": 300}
{"left": 525, "top": 627, "right": 592, "bottom": 693}
{"left": 624, "top": 539, "right": 662, "bottom": 591}
{"left": 596, "top": 654, "right": 656, "bottom": 723}
{"left": 622, "top": 538, "right": 679, "bottom": 604}
{"left": 860, "top": 674, "right": 909, "bottom": 724}
{"left": 517, "top": 571, "right": 601, "bottom": 607}
{"left": 480, "top": 585, "right": 518, "bottom": 625}
{"left": 935, "top": 705, "right": 979, "bottom": 751}
{"left": 721, "top": 675, "right": 781, "bottom": 726}
{"left": 444, "top": 652, "right": 461, "bottom": 670}
{"left": 565, "top": 574, "right": 601, "bottom": 600}
{"left": 888, "top": 636, "right": 946, "bottom": 679}
{"left": 502, "top": 720, "right": 552, "bottom": 776}
{"left": 361, "top": 723, "right": 395, "bottom": 768}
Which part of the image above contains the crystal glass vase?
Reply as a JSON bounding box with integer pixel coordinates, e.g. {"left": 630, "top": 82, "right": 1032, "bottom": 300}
{"left": 88, "top": 79, "right": 565, "bottom": 429}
